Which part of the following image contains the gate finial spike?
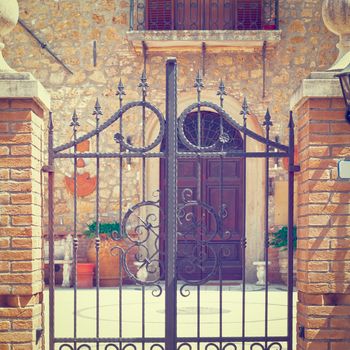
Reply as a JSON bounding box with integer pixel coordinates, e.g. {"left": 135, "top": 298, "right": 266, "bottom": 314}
{"left": 217, "top": 79, "right": 227, "bottom": 97}
{"left": 70, "top": 109, "right": 80, "bottom": 131}
{"left": 194, "top": 70, "right": 204, "bottom": 92}
{"left": 263, "top": 108, "right": 273, "bottom": 128}
{"left": 288, "top": 111, "right": 295, "bottom": 129}
{"left": 138, "top": 70, "right": 149, "bottom": 94}
{"left": 116, "top": 79, "right": 126, "bottom": 99}
{"left": 93, "top": 98, "right": 103, "bottom": 121}
{"left": 240, "top": 97, "right": 249, "bottom": 123}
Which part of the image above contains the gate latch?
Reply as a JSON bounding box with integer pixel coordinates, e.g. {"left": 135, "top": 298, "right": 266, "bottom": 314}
{"left": 289, "top": 164, "right": 301, "bottom": 172}
{"left": 298, "top": 326, "right": 305, "bottom": 339}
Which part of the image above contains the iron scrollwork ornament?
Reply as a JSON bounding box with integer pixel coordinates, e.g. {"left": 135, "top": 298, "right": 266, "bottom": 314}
{"left": 113, "top": 200, "right": 164, "bottom": 286}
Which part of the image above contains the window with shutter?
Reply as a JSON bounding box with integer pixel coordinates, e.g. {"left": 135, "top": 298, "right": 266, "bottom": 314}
{"left": 146, "top": 0, "right": 263, "bottom": 31}
{"left": 147, "top": 0, "right": 173, "bottom": 30}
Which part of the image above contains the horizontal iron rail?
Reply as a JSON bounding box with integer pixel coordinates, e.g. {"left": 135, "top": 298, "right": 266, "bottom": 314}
{"left": 55, "top": 336, "right": 289, "bottom": 343}
{"left": 53, "top": 151, "right": 289, "bottom": 159}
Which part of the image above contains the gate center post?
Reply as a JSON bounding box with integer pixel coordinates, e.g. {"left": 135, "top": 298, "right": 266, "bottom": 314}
{"left": 165, "top": 58, "right": 178, "bottom": 349}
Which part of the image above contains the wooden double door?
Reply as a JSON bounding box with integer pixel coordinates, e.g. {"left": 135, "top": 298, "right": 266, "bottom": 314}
{"left": 160, "top": 156, "right": 243, "bottom": 281}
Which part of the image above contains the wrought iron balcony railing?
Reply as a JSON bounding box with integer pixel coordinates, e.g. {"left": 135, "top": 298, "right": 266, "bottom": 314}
{"left": 129, "top": 0, "right": 279, "bottom": 31}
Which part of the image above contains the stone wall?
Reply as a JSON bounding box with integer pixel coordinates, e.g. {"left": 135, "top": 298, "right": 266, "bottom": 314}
{"left": 2, "top": 1, "right": 339, "bottom": 271}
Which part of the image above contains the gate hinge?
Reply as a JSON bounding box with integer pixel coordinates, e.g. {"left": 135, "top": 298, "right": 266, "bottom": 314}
{"left": 298, "top": 325, "right": 305, "bottom": 340}
{"left": 289, "top": 164, "right": 301, "bottom": 173}
{"left": 36, "top": 328, "right": 43, "bottom": 344}
{"left": 41, "top": 165, "right": 54, "bottom": 173}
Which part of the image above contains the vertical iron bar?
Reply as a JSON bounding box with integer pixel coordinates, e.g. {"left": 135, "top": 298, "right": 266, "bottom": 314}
{"left": 218, "top": 85, "right": 225, "bottom": 349}
{"left": 72, "top": 111, "right": 79, "bottom": 350}
{"left": 93, "top": 41, "right": 97, "bottom": 67}
{"left": 263, "top": 110, "right": 272, "bottom": 350}
{"left": 241, "top": 100, "right": 248, "bottom": 350}
{"left": 195, "top": 72, "right": 202, "bottom": 350}
{"left": 117, "top": 80, "right": 125, "bottom": 350}
{"left": 94, "top": 102, "right": 101, "bottom": 350}
{"left": 141, "top": 70, "right": 147, "bottom": 350}
{"left": 48, "top": 112, "right": 55, "bottom": 350}
{"left": 130, "top": 0, "right": 135, "bottom": 30}
{"left": 287, "top": 111, "right": 295, "bottom": 350}
{"left": 165, "top": 58, "right": 178, "bottom": 350}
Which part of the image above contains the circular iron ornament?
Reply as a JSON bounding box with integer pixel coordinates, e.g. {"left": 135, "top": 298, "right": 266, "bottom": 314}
{"left": 267, "top": 343, "right": 283, "bottom": 350}
{"left": 178, "top": 101, "right": 243, "bottom": 152}
{"left": 77, "top": 346, "right": 92, "bottom": 350}
{"left": 223, "top": 344, "right": 238, "bottom": 350}
{"left": 250, "top": 344, "right": 265, "bottom": 350}
{"left": 179, "top": 284, "right": 191, "bottom": 297}
{"left": 178, "top": 343, "right": 192, "bottom": 350}
{"left": 177, "top": 241, "right": 218, "bottom": 285}
{"left": 177, "top": 200, "right": 221, "bottom": 242}
{"left": 113, "top": 101, "right": 165, "bottom": 152}
{"left": 59, "top": 345, "right": 74, "bottom": 350}
{"left": 118, "top": 200, "right": 164, "bottom": 285}
{"left": 105, "top": 345, "right": 119, "bottom": 350}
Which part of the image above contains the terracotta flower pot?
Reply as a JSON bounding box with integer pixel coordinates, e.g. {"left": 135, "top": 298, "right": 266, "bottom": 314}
{"left": 278, "top": 250, "right": 296, "bottom": 286}
{"left": 87, "top": 238, "right": 130, "bottom": 287}
{"left": 77, "top": 263, "right": 95, "bottom": 288}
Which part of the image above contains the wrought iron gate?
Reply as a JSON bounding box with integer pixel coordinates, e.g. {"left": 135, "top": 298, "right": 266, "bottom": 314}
{"left": 47, "top": 59, "right": 296, "bottom": 350}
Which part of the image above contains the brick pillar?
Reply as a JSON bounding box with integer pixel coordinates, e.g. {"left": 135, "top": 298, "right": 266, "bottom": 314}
{"left": 0, "top": 73, "right": 50, "bottom": 349}
{"left": 292, "top": 73, "right": 350, "bottom": 350}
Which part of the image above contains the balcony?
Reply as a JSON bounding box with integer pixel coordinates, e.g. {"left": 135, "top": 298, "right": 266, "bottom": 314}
{"left": 127, "top": 0, "right": 281, "bottom": 53}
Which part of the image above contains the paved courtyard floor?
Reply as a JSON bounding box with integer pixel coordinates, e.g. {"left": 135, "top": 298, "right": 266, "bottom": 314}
{"left": 44, "top": 284, "right": 297, "bottom": 350}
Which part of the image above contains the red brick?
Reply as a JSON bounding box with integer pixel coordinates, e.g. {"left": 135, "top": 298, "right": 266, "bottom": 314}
{"left": 0, "top": 111, "right": 31, "bottom": 122}
{"left": 309, "top": 98, "right": 332, "bottom": 109}
{"left": 10, "top": 145, "right": 32, "bottom": 156}
{"left": 0, "top": 123, "right": 8, "bottom": 132}
{"left": 9, "top": 122, "right": 31, "bottom": 133}
{"left": 0, "top": 134, "right": 31, "bottom": 145}
{"left": 0, "top": 157, "right": 31, "bottom": 168}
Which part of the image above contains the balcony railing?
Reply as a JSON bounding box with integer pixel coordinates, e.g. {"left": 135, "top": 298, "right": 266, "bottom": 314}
{"left": 129, "top": 0, "right": 279, "bottom": 31}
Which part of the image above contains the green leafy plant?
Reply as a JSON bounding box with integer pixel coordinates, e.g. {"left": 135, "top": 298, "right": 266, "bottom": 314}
{"left": 270, "top": 226, "right": 297, "bottom": 251}
{"left": 83, "top": 221, "right": 122, "bottom": 239}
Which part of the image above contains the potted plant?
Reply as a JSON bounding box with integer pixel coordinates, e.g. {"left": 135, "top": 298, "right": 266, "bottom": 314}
{"left": 84, "top": 221, "right": 130, "bottom": 287}
{"left": 270, "top": 226, "right": 297, "bottom": 285}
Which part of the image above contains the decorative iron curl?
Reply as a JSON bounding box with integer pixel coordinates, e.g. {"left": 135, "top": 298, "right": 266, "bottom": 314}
{"left": 205, "top": 343, "right": 220, "bottom": 350}
{"left": 151, "top": 284, "right": 163, "bottom": 297}
{"left": 54, "top": 101, "right": 165, "bottom": 154}
{"left": 122, "top": 345, "right": 137, "bottom": 350}
{"left": 177, "top": 343, "right": 192, "bottom": 350}
{"left": 105, "top": 345, "right": 119, "bottom": 350}
{"left": 179, "top": 284, "right": 191, "bottom": 297}
{"left": 118, "top": 200, "right": 163, "bottom": 285}
{"left": 177, "top": 199, "right": 221, "bottom": 242}
{"left": 77, "top": 345, "right": 92, "bottom": 350}
{"left": 250, "top": 343, "right": 265, "bottom": 350}
{"left": 177, "top": 101, "right": 243, "bottom": 152}
{"left": 222, "top": 344, "right": 238, "bottom": 350}
{"left": 59, "top": 345, "right": 74, "bottom": 350}
{"left": 177, "top": 241, "right": 218, "bottom": 285}
{"left": 267, "top": 343, "right": 283, "bottom": 350}
{"left": 150, "top": 344, "right": 165, "bottom": 350}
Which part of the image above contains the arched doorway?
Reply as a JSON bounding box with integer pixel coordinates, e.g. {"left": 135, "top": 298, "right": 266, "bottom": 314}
{"left": 160, "top": 110, "right": 244, "bottom": 281}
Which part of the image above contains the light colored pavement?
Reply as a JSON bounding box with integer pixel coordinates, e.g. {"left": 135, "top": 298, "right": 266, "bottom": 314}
{"left": 44, "top": 284, "right": 297, "bottom": 350}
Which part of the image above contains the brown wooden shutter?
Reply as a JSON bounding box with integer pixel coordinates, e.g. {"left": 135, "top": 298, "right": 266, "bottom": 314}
{"left": 236, "top": 0, "right": 262, "bottom": 30}
{"left": 147, "top": 0, "right": 173, "bottom": 30}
